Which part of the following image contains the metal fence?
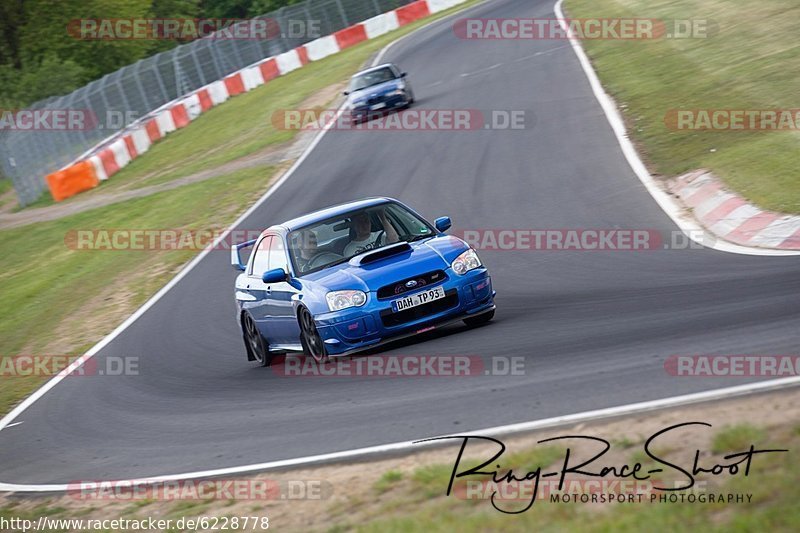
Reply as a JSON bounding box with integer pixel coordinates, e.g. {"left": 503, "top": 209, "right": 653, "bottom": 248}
{"left": 0, "top": 0, "right": 413, "bottom": 206}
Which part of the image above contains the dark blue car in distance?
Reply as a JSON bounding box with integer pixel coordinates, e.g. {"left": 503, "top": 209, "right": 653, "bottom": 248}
{"left": 344, "top": 63, "right": 415, "bottom": 123}
{"left": 232, "top": 198, "right": 495, "bottom": 365}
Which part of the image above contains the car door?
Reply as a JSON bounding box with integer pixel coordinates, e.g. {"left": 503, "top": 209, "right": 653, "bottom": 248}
{"left": 265, "top": 234, "right": 301, "bottom": 346}
{"left": 240, "top": 235, "right": 273, "bottom": 338}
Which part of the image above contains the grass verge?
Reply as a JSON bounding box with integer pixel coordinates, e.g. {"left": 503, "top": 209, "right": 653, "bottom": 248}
{"left": 0, "top": 164, "right": 277, "bottom": 415}
{"left": 564, "top": 0, "right": 800, "bottom": 214}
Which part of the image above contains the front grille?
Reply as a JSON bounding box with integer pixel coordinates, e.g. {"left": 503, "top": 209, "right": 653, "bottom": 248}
{"left": 380, "top": 289, "right": 459, "bottom": 328}
{"left": 377, "top": 270, "right": 447, "bottom": 299}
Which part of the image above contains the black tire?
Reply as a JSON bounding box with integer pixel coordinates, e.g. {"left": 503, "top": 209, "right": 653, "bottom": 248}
{"left": 243, "top": 313, "right": 272, "bottom": 367}
{"left": 299, "top": 307, "right": 328, "bottom": 364}
{"left": 463, "top": 309, "right": 495, "bottom": 327}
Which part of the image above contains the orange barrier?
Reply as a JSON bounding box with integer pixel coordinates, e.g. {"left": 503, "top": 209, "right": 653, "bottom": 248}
{"left": 123, "top": 135, "right": 138, "bottom": 158}
{"left": 46, "top": 161, "right": 99, "bottom": 202}
{"left": 224, "top": 73, "right": 246, "bottom": 96}
{"left": 297, "top": 46, "right": 310, "bottom": 66}
{"left": 197, "top": 89, "right": 213, "bottom": 111}
{"left": 145, "top": 119, "right": 162, "bottom": 142}
{"left": 260, "top": 59, "right": 280, "bottom": 82}
{"left": 171, "top": 104, "right": 190, "bottom": 128}
{"left": 335, "top": 25, "right": 368, "bottom": 50}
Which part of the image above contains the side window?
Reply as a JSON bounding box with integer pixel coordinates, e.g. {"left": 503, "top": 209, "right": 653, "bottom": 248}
{"left": 249, "top": 236, "right": 271, "bottom": 276}
{"left": 268, "top": 236, "right": 289, "bottom": 273}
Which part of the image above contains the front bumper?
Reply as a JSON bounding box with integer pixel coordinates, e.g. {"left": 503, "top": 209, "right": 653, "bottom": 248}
{"left": 350, "top": 94, "right": 410, "bottom": 121}
{"left": 314, "top": 268, "right": 494, "bottom": 356}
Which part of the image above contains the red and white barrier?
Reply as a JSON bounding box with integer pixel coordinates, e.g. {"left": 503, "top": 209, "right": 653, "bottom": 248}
{"left": 428, "top": 0, "right": 464, "bottom": 13}
{"left": 183, "top": 93, "right": 203, "bottom": 121}
{"left": 276, "top": 49, "right": 304, "bottom": 75}
{"left": 242, "top": 65, "right": 265, "bottom": 91}
{"left": 155, "top": 109, "right": 177, "bottom": 136}
{"left": 305, "top": 36, "right": 340, "bottom": 61}
{"left": 363, "top": 12, "right": 400, "bottom": 39}
{"left": 130, "top": 126, "right": 152, "bottom": 155}
{"left": 207, "top": 80, "right": 230, "bottom": 106}
{"left": 47, "top": 0, "right": 470, "bottom": 201}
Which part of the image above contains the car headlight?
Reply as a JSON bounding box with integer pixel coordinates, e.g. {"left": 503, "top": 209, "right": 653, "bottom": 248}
{"left": 451, "top": 249, "right": 481, "bottom": 275}
{"left": 388, "top": 89, "right": 406, "bottom": 96}
{"left": 326, "top": 290, "right": 367, "bottom": 312}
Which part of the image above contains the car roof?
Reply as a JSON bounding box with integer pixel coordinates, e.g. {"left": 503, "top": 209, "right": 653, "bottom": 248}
{"left": 350, "top": 63, "right": 396, "bottom": 78}
{"left": 270, "top": 197, "right": 395, "bottom": 233}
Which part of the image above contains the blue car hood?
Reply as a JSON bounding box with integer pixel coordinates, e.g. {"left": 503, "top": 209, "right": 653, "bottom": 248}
{"left": 302, "top": 235, "right": 468, "bottom": 293}
{"left": 349, "top": 80, "right": 403, "bottom": 103}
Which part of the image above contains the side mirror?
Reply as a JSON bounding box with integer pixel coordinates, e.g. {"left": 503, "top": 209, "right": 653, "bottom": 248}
{"left": 400, "top": 72, "right": 407, "bottom": 78}
{"left": 434, "top": 216, "right": 452, "bottom": 232}
{"left": 262, "top": 268, "right": 288, "bottom": 284}
{"left": 343, "top": 90, "right": 350, "bottom": 96}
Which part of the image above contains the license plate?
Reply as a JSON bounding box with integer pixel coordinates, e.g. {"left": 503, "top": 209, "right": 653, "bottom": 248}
{"left": 392, "top": 287, "right": 445, "bottom": 312}
{"left": 370, "top": 102, "right": 386, "bottom": 110}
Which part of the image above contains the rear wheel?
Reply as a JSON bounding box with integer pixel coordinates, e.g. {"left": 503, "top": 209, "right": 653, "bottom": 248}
{"left": 243, "top": 313, "right": 272, "bottom": 367}
{"left": 299, "top": 307, "right": 328, "bottom": 364}
{"left": 463, "top": 309, "right": 495, "bottom": 327}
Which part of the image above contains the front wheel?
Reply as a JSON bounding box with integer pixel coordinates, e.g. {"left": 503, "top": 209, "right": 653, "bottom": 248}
{"left": 463, "top": 309, "right": 495, "bottom": 327}
{"left": 243, "top": 313, "right": 272, "bottom": 367}
{"left": 299, "top": 307, "right": 329, "bottom": 364}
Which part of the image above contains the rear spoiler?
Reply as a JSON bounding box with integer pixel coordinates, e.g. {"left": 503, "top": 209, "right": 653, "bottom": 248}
{"left": 231, "top": 239, "right": 257, "bottom": 271}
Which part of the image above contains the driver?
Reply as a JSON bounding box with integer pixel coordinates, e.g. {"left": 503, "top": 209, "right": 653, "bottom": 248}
{"left": 294, "top": 229, "right": 319, "bottom": 273}
{"left": 343, "top": 208, "right": 399, "bottom": 257}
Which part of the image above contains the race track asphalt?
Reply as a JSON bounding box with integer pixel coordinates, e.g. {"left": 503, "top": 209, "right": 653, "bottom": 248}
{"left": 1, "top": 0, "right": 798, "bottom": 484}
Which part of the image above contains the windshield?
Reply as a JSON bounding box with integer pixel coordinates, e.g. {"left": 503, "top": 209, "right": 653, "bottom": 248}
{"left": 348, "top": 67, "right": 397, "bottom": 92}
{"left": 288, "top": 202, "right": 435, "bottom": 276}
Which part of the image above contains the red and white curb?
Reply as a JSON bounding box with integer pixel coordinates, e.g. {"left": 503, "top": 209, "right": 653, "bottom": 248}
{"left": 669, "top": 170, "right": 800, "bottom": 250}
{"left": 554, "top": 0, "right": 799, "bottom": 257}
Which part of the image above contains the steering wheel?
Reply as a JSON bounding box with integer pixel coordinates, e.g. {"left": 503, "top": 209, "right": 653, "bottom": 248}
{"left": 307, "top": 252, "right": 344, "bottom": 270}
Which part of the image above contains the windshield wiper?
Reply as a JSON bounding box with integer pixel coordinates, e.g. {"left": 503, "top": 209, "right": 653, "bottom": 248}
{"left": 406, "top": 234, "right": 433, "bottom": 243}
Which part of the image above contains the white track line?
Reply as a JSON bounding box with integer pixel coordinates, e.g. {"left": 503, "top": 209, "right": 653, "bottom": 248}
{"left": 2, "top": 377, "right": 797, "bottom": 492}
{"left": 553, "top": 0, "right": 799, "bottom": 257}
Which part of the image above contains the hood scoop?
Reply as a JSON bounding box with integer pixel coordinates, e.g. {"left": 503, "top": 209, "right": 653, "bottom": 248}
{"left": 350, "top": 242, "right": 412, "bottom": 266}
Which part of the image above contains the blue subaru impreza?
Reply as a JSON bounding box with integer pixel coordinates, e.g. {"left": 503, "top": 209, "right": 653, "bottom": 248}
{"left": 232, "top": 197, "right": 495, "bottom": 365}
